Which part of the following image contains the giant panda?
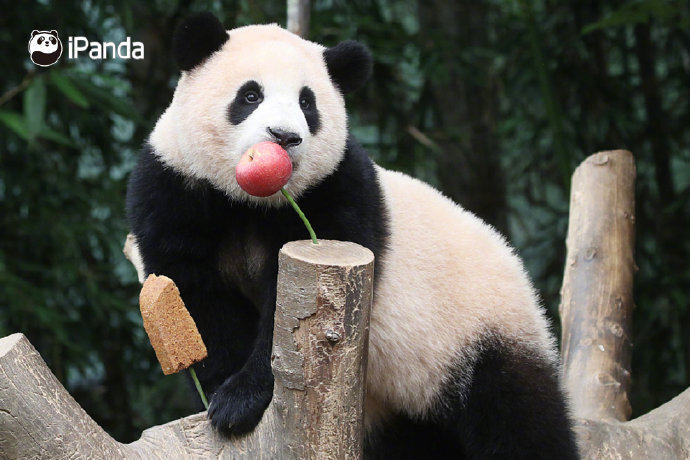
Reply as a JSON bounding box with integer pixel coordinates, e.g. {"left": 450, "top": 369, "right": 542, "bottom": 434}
{"left": 126, "top": 12, "right": 579, "bottom": 459}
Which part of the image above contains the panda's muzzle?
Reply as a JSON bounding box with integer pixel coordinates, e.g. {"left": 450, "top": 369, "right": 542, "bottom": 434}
{"left": 267, "top": 127, "right": 302, "bottom": 149}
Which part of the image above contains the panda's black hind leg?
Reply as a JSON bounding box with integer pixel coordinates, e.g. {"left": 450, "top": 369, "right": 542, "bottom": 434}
{"left": 364, "top": 415, "right": 466, "bottom": 459}
{"left": 438, "top": 338, "right": 580, "bottom": 459}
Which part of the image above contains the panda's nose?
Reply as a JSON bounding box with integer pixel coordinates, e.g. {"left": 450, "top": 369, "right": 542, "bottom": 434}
{"left": 267, "top": 127, "right": 302, "bottom": 148}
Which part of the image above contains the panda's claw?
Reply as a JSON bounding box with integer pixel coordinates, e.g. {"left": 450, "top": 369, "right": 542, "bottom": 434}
{"left": 207, "top": 370, "right": 274, "bottom": 436}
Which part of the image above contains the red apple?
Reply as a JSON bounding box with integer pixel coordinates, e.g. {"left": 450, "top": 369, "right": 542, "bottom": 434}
{"left": 236, "top": 141, "right": 293, "bottom": 197}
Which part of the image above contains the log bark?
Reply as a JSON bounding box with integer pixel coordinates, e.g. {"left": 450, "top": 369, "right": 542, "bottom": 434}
{"left": 560, "top": 150, "right": 636, "bottom": 422}
{"left": 0, "top": 240, "right": 374, "bottom": 459}
{"left": 574, "top": 387, "right": 690, "bottom": 459}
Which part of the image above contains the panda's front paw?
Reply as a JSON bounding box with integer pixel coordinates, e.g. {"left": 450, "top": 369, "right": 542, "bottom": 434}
{"left": 208, "top": 370, "right": 274, "bottom": 436}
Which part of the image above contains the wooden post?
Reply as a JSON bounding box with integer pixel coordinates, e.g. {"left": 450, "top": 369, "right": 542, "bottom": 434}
{"left": 0, "top": 240, "right": 374, "bottom": 458}
{"left": 272, "top": 240, "right": 374, "bottom": 458}
{"left": 560, "top": 150, "right": 636, "bottom": 422}
{"left": 287, "top": 0, "right": 310, "bottom": 38}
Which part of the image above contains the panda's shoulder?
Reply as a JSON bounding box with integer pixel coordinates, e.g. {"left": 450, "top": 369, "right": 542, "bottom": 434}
{"left": 128, "top": 145, "right": 180, "bottom": 199}
{"left": 318, "top": 136, "right": 378, "bottom": 192}
{"left": 126, "top": 145, "right": 228, "bottom": 228}
{"left": 343, "top": 137, "right": 375, "bottom": 170}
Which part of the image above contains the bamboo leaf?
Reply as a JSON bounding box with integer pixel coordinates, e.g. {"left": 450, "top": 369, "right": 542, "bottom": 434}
{"left": 23, "top": 75, "right": 46, "bottom": 139}
{"left": 50, "top": 72, "right": 90, "bottom": 108}
{"left": 71, "top": 76, "right": 142, "bottom": 123}
{"left": 0, "top": 110, "right": 75, "bottom": 146}
{"left": 0, "top": 110, "right": 31, "bottom": 140}
{"left": 38, "top": 126, "right": 77, "bottom": 147}
{"left": 582, "top": 0, "right": 681, "bottom": 34}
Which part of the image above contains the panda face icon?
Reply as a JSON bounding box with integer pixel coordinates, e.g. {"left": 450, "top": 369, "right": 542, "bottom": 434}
{"left": 28, "top": 30, "right": 63, "bottom": 67}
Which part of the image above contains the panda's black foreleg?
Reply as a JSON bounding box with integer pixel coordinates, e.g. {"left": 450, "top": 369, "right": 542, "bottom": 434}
{"left": 207, "top": 284, "right": 277, "bottom": 436}
{"left": 139, "top": 250, "right": 270, "bottom": 435}
{"left": 207, "top": 318, "right": 274, "bottom": 436}
{"left": 439, "top": 339, "right": 580, "bottom": 459}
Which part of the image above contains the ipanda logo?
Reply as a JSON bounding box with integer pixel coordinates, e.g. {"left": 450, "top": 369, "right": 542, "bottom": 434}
{"left": 68, "top": 36, "right": 145, "bottom": 60}
{"left": 28, "top": 30, "right": 144, "bottom": 66}
{"left": 29, "top": 30, "right": 63, "bottom": 67}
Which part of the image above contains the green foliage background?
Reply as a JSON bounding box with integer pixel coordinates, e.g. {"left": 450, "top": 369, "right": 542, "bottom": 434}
{"left": 1, "top": 0, "right": 688, "bottom": 441}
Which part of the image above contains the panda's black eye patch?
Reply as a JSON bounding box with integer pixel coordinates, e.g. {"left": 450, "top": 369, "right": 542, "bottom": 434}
{"left": 37, "top": 37, "right": 45, "bottom": 44}
{"left": 228, "top": 80, "right": 264, "bottom": 125}
{"left": 299, "top": 86, "right": 320, "bottom": 135}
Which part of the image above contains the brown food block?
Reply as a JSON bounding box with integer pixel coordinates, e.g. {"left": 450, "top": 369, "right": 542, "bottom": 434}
{"left": 140, "top": 274, "right": 208, "bottom": 375}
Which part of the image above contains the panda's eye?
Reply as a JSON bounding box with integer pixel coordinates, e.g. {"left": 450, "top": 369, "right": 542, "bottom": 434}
{"left": 37, "top": 37, "right": 44, "bottom": 44}
{"left": 244, "top": 91, "right": 261, "bottom": 104}
{"left": 50, "top": 37, "right": 56, "bottom": 44}
{"left": 299, "top": 86, "right": 316, "bottom": 113}
{"left": 229, "top": 81, "right": 263, "bottom": 124}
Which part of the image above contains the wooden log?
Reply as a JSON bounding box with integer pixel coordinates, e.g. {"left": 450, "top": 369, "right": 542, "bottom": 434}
{"left": 574, "top": 387, "right": 690, "bottom": 459}
{"left": 558, "top": 150, "right": 690, "bottom": 457}
{"left": 0, "top": 333, "right": 126, "bottom": 458}
{"left": 287, "top": 0, "right": 310, "bottom": 38}
{"left": 560, "top": 150, "right": 636, "bottom": 422}
{"left": 0, "top": 240, "right": 374, "bottom": 459}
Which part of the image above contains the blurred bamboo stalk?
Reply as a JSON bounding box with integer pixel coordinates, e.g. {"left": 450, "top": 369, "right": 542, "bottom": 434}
{"left": 287, "top": 0, "right": 310, "bottom": 38}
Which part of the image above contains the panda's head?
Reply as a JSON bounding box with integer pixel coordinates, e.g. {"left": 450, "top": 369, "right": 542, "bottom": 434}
{"left": 150, "top": 13, "right": 372, "bottom": 206}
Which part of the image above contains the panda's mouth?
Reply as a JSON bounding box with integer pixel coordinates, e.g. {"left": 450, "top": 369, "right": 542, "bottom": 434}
{"left": 286, "top": 149, "right": 300, "bottom": 171}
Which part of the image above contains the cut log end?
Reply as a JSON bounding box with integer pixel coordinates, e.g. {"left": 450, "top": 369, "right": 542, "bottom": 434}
{"left": 0, "top": 333, "right": 23, "bottom": 357}
{"left": 281, "top": 239, "right": 374, "bottom": 267}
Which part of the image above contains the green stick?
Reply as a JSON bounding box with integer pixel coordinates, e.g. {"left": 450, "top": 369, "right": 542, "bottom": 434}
{"left": 281, "top": 188, "right": 318, "bottom": 244}
{"left": 189, "top": 366, "right": 209, "bottom": 410}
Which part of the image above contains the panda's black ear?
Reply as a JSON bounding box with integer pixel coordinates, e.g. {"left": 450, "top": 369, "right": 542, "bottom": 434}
{"left": 49, "top": 30, "right": 59, "bottom": 37}
{"left": 31, "top": 30, "right": 39, "bottom": 38}
{"left": 173, "top": 12, "right": 229, "bottom": 71}
{"left": 324, "top": 41, "right": 373, "bottom": 94}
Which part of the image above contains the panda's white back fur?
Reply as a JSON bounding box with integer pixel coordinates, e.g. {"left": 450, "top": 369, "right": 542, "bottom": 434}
{"left": 366, "top": 166, "right": 557, "bottom": 427}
